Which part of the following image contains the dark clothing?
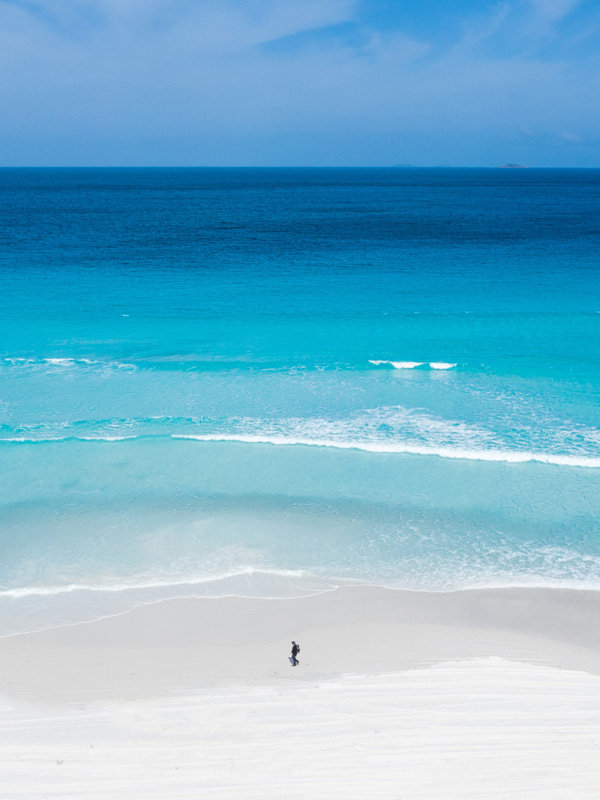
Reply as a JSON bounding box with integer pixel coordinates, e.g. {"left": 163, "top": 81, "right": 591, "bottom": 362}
{"left": 291, "top": 643, "right": 300, "bottom": 666}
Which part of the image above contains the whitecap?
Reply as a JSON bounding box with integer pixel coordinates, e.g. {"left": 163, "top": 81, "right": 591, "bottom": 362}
{"left": 369, "top": 360, "right": 425, "bottom": 369}
{"left": 369, "top": 360, "right": 457, "bottom": 370}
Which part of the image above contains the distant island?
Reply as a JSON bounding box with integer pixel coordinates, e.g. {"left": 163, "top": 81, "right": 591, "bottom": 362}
{"left": 500, "top": 163, "right": 527, "bottom": 168}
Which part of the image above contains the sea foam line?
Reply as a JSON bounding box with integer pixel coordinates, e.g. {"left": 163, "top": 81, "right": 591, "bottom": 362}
{"left": 173, "top": 434, "right": 600, "bottom": 468}
{"left": 369, "top": 360, "right": 457, "bottom": 370}
{"left": 2, "top": 436, "right": 137, "bottom": 443}
{"left": 0, "top": 567, "right": 308, "bottom": 599}
{"left": 1, "top": 432, "right": 599, "bottom": 468}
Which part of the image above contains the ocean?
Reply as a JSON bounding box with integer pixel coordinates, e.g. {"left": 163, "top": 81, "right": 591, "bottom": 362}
{"left": 1, "top": 167, "right": 599, "bottom": 634}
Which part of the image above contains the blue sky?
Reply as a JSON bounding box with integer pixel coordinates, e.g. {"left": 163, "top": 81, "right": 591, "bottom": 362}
{"left": 0, "top": 0, "right": 599, "bottom": 166}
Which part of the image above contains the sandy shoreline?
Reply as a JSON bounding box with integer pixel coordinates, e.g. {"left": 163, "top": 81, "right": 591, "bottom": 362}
{"left": 2, "top": 585, "right": 600, "bottom": 702}
{"left": 2, "top": 586, "right": 600, "bottom": 798}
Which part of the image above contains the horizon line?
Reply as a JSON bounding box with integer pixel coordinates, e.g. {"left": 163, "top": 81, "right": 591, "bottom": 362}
{"left": 1, "top": 164, "right": 599, "bottom": 170}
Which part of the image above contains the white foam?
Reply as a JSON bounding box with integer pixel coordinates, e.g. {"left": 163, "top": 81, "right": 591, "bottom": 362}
{"left": 1, "top": 435, "right": 136, "bottom": 443}
{"left": 43, "top": 357, "right": 103, "bottom": 367}
{"left": 3, "top": 432, "right": 599, "bottom": 468}
{"left": 369, "top": 360, "right": 425, "bottom": 369}
{"left": 2, "top": 437, "right": 70, "bottom": 443}
{"left": 2, "top": 356, "right": 137, "bottom": 370}
{"left": 80, "top": 436, "right": 136, "bottom": 442}
{"left": 173, "top": 433, "right": 600, "bottom": 468}
{"left": 2, "top": 429, "right": 599, "bottom": 468}
{"left": 369, "top": 360, "right": 457, "bottom": 370}
{"left": 0, "top": 567, "right": 309, "bottom": 600}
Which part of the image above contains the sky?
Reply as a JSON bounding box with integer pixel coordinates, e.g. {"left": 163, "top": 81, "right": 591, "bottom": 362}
{"left": 0, "top": 0, "right": 599, "bottom": 166}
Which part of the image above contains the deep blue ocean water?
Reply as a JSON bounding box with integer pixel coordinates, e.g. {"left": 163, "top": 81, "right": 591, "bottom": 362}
{"left": 1, "top": 168, "right": 599, "bottom": 633}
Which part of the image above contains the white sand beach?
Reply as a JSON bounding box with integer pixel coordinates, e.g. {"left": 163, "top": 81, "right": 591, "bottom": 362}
{"left": 1, "top": 586, "right": 600, "bottom": 798}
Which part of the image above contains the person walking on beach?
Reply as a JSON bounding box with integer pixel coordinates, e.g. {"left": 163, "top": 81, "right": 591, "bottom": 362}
{"left": 290, "top": 641, "right": 300, "bottom": 666}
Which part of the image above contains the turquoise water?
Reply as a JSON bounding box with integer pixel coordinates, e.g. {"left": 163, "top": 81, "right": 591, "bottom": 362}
{"left": 1, "top": 168, "right": 599, "bottom": 633}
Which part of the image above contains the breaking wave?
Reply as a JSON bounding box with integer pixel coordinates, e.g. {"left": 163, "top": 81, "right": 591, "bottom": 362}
{"left": 369, "top": 360, "right": 457, "bottom": 370}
